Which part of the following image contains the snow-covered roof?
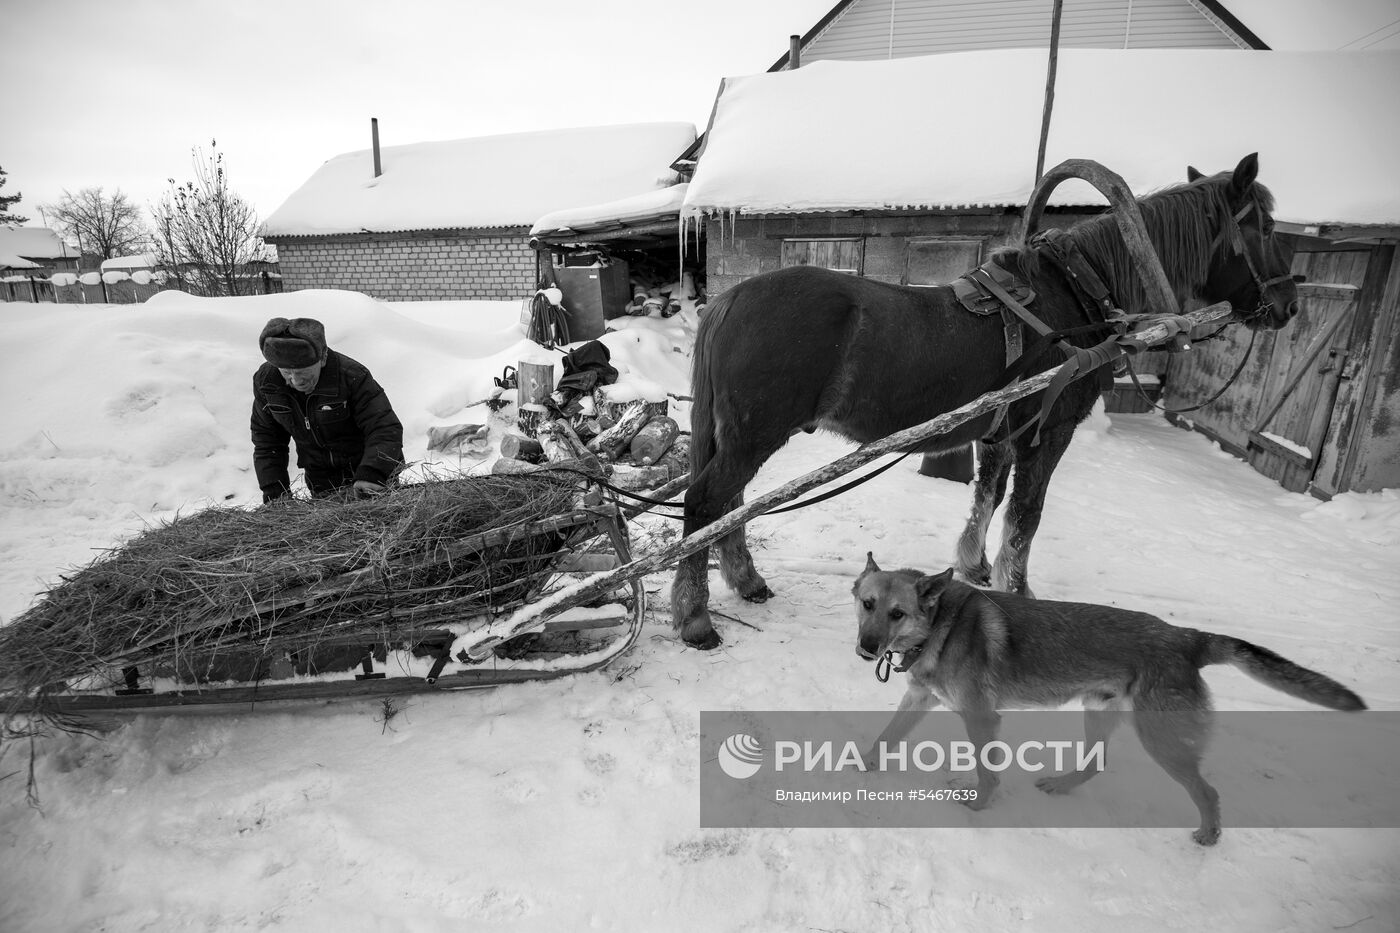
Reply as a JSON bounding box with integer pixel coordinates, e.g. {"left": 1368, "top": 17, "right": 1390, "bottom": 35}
{"left": 531, "top": 184, "right": 688, "bottom": 237}
{"left": 100, "top": 253, "right": 156, "bottom": 271}
{"left": 0, "top": 253, "right": 41, "bottom": 270}
{"left": 0, "top": 226, "right": 73, "bottom": 260}
{"left": 683, "top": 49, "right": 1400, "bottom": 227}
{"left": 263, "top": 122, "right": 697, "bottom": 237}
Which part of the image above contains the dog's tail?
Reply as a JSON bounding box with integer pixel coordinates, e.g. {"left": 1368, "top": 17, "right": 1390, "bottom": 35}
{"left": 1203, "top": 634, "right": 1366, "bottom": 711}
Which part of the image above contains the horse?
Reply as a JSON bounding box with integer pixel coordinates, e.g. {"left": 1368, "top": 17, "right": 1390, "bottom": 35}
{"left": 672, "top": 153, "right": 1300, "bottom": 650}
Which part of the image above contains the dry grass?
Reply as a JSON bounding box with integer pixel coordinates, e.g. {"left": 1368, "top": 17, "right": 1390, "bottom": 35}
{"left": 0, "top": 474, "right": 584, "bottom": 728}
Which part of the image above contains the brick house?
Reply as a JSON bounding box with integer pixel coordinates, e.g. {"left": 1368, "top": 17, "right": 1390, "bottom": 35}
{"left": 262, "top": 122, "right": 696, "bottom": 302}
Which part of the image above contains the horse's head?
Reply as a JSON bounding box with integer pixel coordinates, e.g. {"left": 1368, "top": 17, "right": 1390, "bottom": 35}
{"left": 1189, "top": 153, "right": 1300, "bottom": 330}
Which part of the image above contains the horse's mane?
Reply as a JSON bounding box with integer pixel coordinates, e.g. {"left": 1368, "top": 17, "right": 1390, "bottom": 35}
{"left": 996, "top": 172, "right": 1275, "bottom": 315}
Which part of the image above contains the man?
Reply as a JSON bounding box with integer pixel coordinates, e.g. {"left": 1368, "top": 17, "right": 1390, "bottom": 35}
{"left": 251, "top": 317, "right": 404, "bottom": 502}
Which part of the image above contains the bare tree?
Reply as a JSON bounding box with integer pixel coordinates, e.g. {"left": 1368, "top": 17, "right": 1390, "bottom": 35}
{"left": 44, "top": 187, "right": 149, "bottom": 259}
{"left": 0, "top": 165, "right": 27, "bottom": 226}
{"left": 152, "top": 141, "right": 269, "bottom": 296}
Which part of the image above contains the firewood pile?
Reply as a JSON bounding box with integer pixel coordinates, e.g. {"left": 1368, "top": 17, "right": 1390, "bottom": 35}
{"left": 494, "top": 389, "right": 688, "bottom": 492}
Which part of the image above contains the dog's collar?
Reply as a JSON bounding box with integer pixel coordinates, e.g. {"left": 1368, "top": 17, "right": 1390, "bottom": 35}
{"left": 875, "top": 640, "right": 928, "bottom": 683}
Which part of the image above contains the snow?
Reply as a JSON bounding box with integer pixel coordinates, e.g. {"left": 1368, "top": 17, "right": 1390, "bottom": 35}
{"left": 262, "top": 123, "right": 697, "bottom": 237}
{"left": 531, "top": 183, "right": 689, "bottom": 237}
{"left": 100, "top": 254, "right": 156, "bottom": 271}
{"left": 683, "top": 49, "right": 1400, "bottom": 226}
{"left": 1261, "top": 431, "right": 1312, "bottom": 459}
{"left": 1, "top": 290, "right": 1397, "bottom": 932}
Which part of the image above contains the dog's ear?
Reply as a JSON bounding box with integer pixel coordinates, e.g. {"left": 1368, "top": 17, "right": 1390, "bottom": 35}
{"left": 914, "top": 568, "right": 954, "bottom": 608}
{"left": 1187, "top": 165, "right": 1204, "bottom": 182}
{"left": 864, "top": 551, "right": 880, "bottom": 574}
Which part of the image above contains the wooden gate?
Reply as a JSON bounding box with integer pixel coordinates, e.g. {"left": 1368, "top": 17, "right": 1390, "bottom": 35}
{"left": 1245, "top": 243, "right": 1372, "bottom": 492}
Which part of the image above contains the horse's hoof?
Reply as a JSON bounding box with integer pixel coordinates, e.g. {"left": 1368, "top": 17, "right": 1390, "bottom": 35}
{"left": 684, "top": 629, "right": 723, "bottom": 651}
{"left": 679, "top": 614, "right": 723, "bottom": 651}
{"left": 741, "top": 585, "right": 774, "bottom": 604}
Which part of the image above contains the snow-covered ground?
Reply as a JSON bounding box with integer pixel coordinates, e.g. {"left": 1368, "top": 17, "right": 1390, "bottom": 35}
{"left": 0, "top": 291, "right": 1396, "bottom": 932}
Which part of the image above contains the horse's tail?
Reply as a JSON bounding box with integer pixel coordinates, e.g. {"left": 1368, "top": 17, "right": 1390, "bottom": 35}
{"left": 688, "top": 290, "right": 736, "bottom": 478}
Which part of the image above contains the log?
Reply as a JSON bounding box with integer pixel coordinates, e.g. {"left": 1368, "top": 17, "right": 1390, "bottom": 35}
{"left": 455, "top": 301, "right": 1238, "bottom": 656}
{"left": 517, "top": 360, "right": 555, "bottom": 437}
{"left": 499, "top": 434, "right": 544, "bottom": 463}
{"left": 630, "top": 416, "right": 679, "bottom": 465}
{"left": 585, "top": 400, "right": 652, "bottom": 459}
{"left": 540, "top": 419, "right": 606, "bottom": 477}
{"left": 621, "top": 470, "right": 692, "bottom": 519}
{"left": 593, "top": 388, "right": 667, "bottom": 425}
{"left": 608, "top": 463, "right": 674, "bottom": 492}
{"left": 655, "top": 434, "right": 689, "bottom": 480}
{"left": 491, "top": 457, "right": 538, "bottom": 475}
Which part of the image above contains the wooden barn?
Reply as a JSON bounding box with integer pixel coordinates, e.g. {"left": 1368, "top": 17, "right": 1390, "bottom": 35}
{"left": 261, "top": 122, "right": 695, "bottom": 303}
{"left": 680, "top": 48, "right": 1400, "bottom": 496}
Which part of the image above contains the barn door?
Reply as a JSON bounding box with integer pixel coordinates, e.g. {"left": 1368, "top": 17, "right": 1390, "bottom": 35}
{"left": 1245, "top": 244, "right": 1371, "bottom": 493}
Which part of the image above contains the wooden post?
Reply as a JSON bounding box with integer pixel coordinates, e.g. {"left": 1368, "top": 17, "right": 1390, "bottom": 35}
{"left": 1034, "top": 0, "right": 1065, "bottom": 184}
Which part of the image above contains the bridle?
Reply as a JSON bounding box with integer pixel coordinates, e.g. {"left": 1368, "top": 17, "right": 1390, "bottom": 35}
{"left": 1215, "top": 195, "right": 1300, "bottom": 322}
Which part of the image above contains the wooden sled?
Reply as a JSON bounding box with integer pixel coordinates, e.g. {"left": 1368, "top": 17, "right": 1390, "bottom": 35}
{"left": 43, "top": 503, "right": 645, "bottom": 714}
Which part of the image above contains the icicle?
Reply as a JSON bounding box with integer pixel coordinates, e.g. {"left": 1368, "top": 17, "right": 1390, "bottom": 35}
{"left": 677, "top": 213, "right": 686, "bottom": 276}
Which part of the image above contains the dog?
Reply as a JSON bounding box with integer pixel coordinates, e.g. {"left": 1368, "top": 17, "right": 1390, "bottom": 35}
{"left": 852, "top": 553, "right": 1367, "bottom": 845}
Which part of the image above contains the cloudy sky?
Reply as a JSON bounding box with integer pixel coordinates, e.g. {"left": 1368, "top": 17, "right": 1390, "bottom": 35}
{"left": 4, "top": 0, "right": 1397, "bottom": 230}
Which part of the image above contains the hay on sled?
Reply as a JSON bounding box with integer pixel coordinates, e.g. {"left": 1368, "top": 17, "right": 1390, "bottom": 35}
{"left": 0, "top": 473, "right": 589, "bottom": 726}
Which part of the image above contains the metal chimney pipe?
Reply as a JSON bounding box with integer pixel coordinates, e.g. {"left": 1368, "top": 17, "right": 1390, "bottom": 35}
{"left": 789, "top": 35, "right": 801, "bottom": 69}
{"left": 371, "top": 117, "right": 382, "bottom": 178}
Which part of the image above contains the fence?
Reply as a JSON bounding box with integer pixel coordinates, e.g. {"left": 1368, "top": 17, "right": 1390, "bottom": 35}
{"left": 0, "top": 269, "right": 283, "bottom": 304}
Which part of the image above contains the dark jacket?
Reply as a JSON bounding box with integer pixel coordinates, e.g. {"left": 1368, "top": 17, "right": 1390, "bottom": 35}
{"left": 251, "top": 349, "right": 404, "bottom": 500}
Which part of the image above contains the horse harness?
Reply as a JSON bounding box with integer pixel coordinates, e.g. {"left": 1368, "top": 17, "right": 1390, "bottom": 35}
{"left": 1216, "top": 196, "right": 1299, "bottom": 321}
{"left": 951, "top": 229, "right": 1129, "bottom": 445}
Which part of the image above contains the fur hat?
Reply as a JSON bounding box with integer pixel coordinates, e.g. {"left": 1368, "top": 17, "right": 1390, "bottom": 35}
{"left": 259, "top": 317, "right": 327, "bottom": 369}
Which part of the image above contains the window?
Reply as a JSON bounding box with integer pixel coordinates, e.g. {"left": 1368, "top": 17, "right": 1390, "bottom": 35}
{"left": 904, "top": 238, "right": 983, "bottom": 286}
{"left": 780, "top": 238, "right": 864, "bottom": 274}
